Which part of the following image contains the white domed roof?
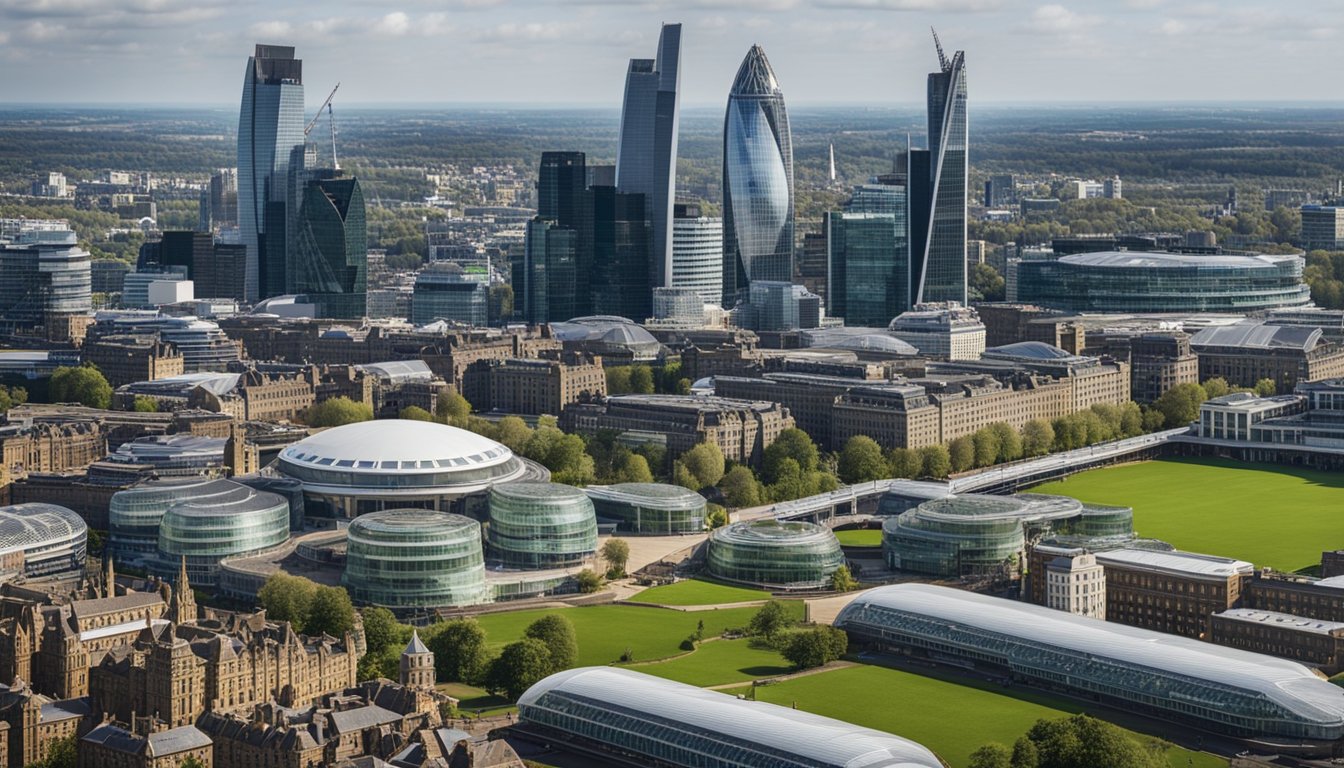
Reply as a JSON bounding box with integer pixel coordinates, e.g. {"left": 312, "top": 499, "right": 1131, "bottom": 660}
{"left": 281, "top": 420, "right": 513, "bottom": 474}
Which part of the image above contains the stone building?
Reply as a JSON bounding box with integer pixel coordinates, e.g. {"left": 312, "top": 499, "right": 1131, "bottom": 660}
{"left": 0, "top": 683, "right": 87, "bottom": 768}
{"left": 1209, "top": 609, "right": 1344, "bottom": 674}
{"left": 81, "top": 337, "right": 185, "bottom": 389}
{"left": 399, "top": 632, "right": 434, "bottom": 691}
{"left": 1190, "top": 323, "right": 1344, "bottom": 391}
{"left": 1095, "top": 548, "right": 1253, "bottom": 639}
{"left": 79, "top": 720, "right": 214, "bottom": 768}
{"left": 1045, "top": 552, "right": 1106, "bottom": 619}
{"left": 482, "top": 352, "right": 605, "bottom": 416}
{"left": 0, "top": 421, "right": 106, "bottom": 486}
{"left": 1086, "top": 331, "right": 1198, "bottom": 404}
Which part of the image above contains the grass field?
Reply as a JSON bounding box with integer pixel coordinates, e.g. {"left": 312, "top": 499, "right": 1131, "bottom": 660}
{"left": 633, "top": 637, "right": 792, "bottom": 687}
{"left": 634, "top": 578, "right": 772, "bottom": 606}
{"left": 471, "top": 602, "right": 804, "bottom": 666}
{"left": 740, "top": 665, "right": 1225, "bottom": 768}
{"left": 437, "top": 682, "right": 512, "bottom": 716}
{"left": 1031, "top": 457, "right": 1344, "bottom": 571}
{"left": 833, "top": 528, "right": 883, "bottom": 547}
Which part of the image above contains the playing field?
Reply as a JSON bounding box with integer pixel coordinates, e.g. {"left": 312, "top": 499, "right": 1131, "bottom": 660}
{"left": 471, "top": 602, "right": 804, "bottom": 666}
{"left": 1031, "top": 457, "right": 1344, "bottom": 572}
{"left": 833, "top": 528, "right": 883, "bottom": 547}
{"left": 633, "top": 578, "right": 772, "bottom": 606}
{"left": 633, "top": 637, "right": 792, "bottom": 687}
{"left": 741, "top": 664, "right": 1226, "bottom": 768}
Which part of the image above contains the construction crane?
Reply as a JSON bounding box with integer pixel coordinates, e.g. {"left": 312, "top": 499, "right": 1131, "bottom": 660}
{"left": 304, "top": 83, "right": 341, "bottom": 170}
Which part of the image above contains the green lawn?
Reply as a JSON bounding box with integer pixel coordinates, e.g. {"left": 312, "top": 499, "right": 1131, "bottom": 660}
{"left": 632, "top": 638, "right": 792, "bottom": 687}
{"left": 833, "top": 528, "right": 883, "bottom": 547}
{"left": 471, "top": 602, "right": 804, "bottom": 666}
{"left": 437, "top": 682, "right": 513, "bottom": 716}
{"left": 739, "top": 665, "right": 1225, "bottom": 768}
{"left": 634, "top": 578, "right": 772, "bottom": 606}
{"left": 1031, "top": 457, "right": 1344, "bottom": 571}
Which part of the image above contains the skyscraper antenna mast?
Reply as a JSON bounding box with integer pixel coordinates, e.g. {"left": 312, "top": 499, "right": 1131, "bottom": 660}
{"left": 931, "top": 27, "right": 948, "bottom": 71}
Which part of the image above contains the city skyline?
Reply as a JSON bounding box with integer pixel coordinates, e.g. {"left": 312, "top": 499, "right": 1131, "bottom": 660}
{"left": 1, "top": 2, "right": 1339, "bottom": 106}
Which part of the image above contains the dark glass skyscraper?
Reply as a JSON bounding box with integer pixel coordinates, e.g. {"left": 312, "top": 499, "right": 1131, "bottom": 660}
{"left": 911, "top": 32, "right": 967, "bottom": 306}
{"left": 722, "top": 45, "right": 794, "bottom": 307}
{"left": 616, "top": 23, "right": 681, "bottom": 291}
{"left": 289, "top": 175, "right": 367, "bottom": 319}
{"left": 827, "top": 180, "right": 909, "bottom": 327}
{"left": 237, "top": 44, "right": 305, "bottom": 303}
{"left": 587, "top": 186, "right": 651, "bottom": 321}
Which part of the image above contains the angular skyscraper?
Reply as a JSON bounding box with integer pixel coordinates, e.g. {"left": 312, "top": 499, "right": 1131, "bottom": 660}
{"left": 911, "top": 31, "right": 967, "bottom": 306}
{"left": 722, "top": 45, "right": 794, "bottom": 307}
{"left": 615, "top": 23, "right": 681, "bottom": 290}
{"left": 237, "top": 44, "right": 305, "bottom": 303}
{"left": 289, "top": 175, "right": 367, "bottom": 319}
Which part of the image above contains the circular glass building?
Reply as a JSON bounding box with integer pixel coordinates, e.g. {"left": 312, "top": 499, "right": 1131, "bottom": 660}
{"left": 109, "top": 478, "right": 246, "bottom": 565}
{"left": 0, "top": 503, "right": 87, "bottom": 580}
{"left": 486, "top": 483, "right": 597, "bottom": 569}
{"left": 883, "top": 495, "right": 1030, "bottom": 577}
{"left": 707, "top": 520, "right": 844, "bottom": 589}
{"left": 1011, "top": 251, "right": 1312, "bottom": 313}
{"left": 1077, "top": 504, "right": 1134, "bottom": 538}
{"left": 156, "top": 485, "right": 290, "bottom": 587}
{"left": 275, "top": 420, "right": 541, "bottom": 518}
{"left": 343, "top": 509, "right": 488, "bottom": 609}
{"left": 585, "top": 483, "right": 706, "bottom": 535}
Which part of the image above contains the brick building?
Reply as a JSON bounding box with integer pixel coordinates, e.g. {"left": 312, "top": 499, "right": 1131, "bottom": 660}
{"left": 562, "top": 394, "right": 793, "bottom": 466}
{"left": 1095, "top": 548, "right": 1253, "bottom": 639}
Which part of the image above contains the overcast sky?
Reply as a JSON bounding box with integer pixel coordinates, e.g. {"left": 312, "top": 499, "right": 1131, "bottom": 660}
{"left": 0, "top": 0, "right": 1338, "bottom": 107}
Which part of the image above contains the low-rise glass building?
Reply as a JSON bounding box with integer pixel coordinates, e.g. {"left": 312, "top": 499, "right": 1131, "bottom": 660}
{"left": 1008, "top": 251, "right": 1312, "bottom": 313}
{"left": 0, "top": 503, "right": 86, "bottom": 582}
{"left": 486, "top": 483, "right": 597, "bottom": 569}
{"left": 837, "top": 584, "right": 1344, "bottom": 741}
{"left": 155, "top": 485, "right": 290, "bottom": 587}
{"left": 518, "top": 667, "right": 943, "bottom": 768}
{"left": 343, "top": 509, "right": 488, "bottom": 609}
{"left": 109, "top": 478, "right": 246, "bottom": 565}
{"left": 584, "top": 483, "right": 706, "bottom": 535}
{"left": 707, "top": 520, "right": 844, "bottom": 589}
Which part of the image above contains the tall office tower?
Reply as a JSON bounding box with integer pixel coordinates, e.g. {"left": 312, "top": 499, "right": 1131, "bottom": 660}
{"left": 827, "top": 180, "right": 909, "bottom": 327}
{"left": 616, "top": 23, "right": 681, "bottom": 291}
{"left": 587, "top": 186, "right": 652, "bottom": 321}
{"left": 910, "top": 31, "right": 967, "bottom": 306}
{"left": 520, "top": 219, "right": 578, "bottom": 323}
{"left": 289, "top": 175, "right": 367, "bottom": 319}
{"left": 671, "top": 202, "right": 723, "bottom": 306}
{"left": 0, "top": 230, "right": 91, "bottom": 330}
{"left": 237, "top": 44, "right": 305, "bottom": 303}
{"left": 984, "top": 173, "right": 1015, "bottom": 207}
{"left": 208, "top": 169, "right": 239, "bottom": 231}
{"left": 538, "top": 152, "right": 587, "bottom": 228}
{"left": 721, "top": 44, "right": 794, "bottom": 307}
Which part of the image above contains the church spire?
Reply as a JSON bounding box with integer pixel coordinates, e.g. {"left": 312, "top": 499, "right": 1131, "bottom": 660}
{"left": 170, "top": 556, "right": 198, "bottom": 625}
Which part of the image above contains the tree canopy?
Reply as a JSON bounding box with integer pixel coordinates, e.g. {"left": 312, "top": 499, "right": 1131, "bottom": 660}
{"left": 49, "top": 365, "right": 112, "bottom": 409}
{"left": 307, "top": 397, "right": 374, "bottom": 427}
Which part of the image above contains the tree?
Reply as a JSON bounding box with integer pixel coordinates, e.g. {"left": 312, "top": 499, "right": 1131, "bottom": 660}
{"left": 1118, "top": 402, "right": 1143, "bottom": 437}
{"left": 360, "top": 606, "right": 402, "bottom": 656}
{"left": 429, "top": 618, "right": 490, "bottom": 684}
{"left": 132, "top": 395, "right": 158, "bottom": 412}
{"left": 967, "top": 743, "right": 1012, "bottom": 768}
{"left": 398, "top": 405, "right": 433, "bottom": 421}
{"left": 1153, "top": 382, "right": 1206, "bottom": 427}
{"left": 949, "top": 436, "right": 975, "bottom": 473}
{"left": 611, "top": 452, "right": 653, "bottom": 484}
{"left": 972, "top": 428, "right": 1000, "bottom": 467}
{"left": 970, "top": 263, "right": 1006, "bottom": 301}
{"left": 1201, "top": 377, "right": 1231, "bottom": 400}
{"left": 574, "top": 569, "right": 604, "bottom": 593}
{"left": 258, "top": 573, "right": 317, "bottom": 632}
{"left": 494, "top": 415, "right": 533, "bottom": 453}
{"left": 628, "top": 364, "right": 655, "bottom": 394}
{"left": 829, "top": 564, "right": 858, "bottom": 592}
{"left": 306, "top": 585, "right": 355, "bottom": 637}
{"left": 605, "top": 366, "right": 632, "bottom": 394}
{"left": 29, "top": 736, "right": 77, "bottom": 768}
{"left": 837, "top": 435, "right": 886, "bottom": 484}
{"left": 672, "top": 460, "right": 700, "bottom": 491}
{"left": 680, "top": 441, "right": 725, "bottom": 488}
{"left": 765, "top": 457, "right": 806, "bottom": 502}
{"left": 781, "top": 625, "right": 848, "bottom": 670}
{"left": 747, "top": 600, "right": 795, "bottom": 642}
{"left": 989, "top": 422, "right": 1023, "bottom": 463}
{"left": 486, "top": 638, "right": 552, "bottom": 700}
{"left": 435, "top": 390, "right": 472, "bottom": 425}
{"left": 1021, "top": 419, "right": 1054, "bottom": 457}
{"left": 1010, "top": 736, "right": 1040, "bottom": 768}
{"left": 886, "top": 447, "right": 922, "bottom": 479}
{"left": 601, "top": 538, "right": 630, "bottom": 578}
{"left": 719, "top": 465, "right": 762, "bottom": 508}
{"left": 705, "top": 505, "right": 729, "bottom": 529}
{"left": 918, "top": 445, "right": 951, "bottom": 479}
{"left": 1022, "top": 714, "right": 1164, "bottom": 768}
{"left": 48, "top": 365, "right": 112, "bottom": 408}
{"left": 1254, "top": 378, "right": 1276, "bottom": 396}
{"left": 1140, "top": 406, "right": 1166, "bottom": 432}
{"left": 307, "top": 397, "right": 374, "bottom": 427}
{"left": 763, "top": 429, "right": 820, "bottom": 482}
{"left": 524, "top": 614, "right": 578, "bottom": 673}
{"left": 178, "top": 757, "right": 208, "bottom": 768}
{"left": 524, "top": 427, "right": 595, "bottom": 486}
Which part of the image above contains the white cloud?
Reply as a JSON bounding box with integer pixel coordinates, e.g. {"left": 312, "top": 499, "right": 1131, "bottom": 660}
{"left": 1157, "top": 18, "right": 1185, "bottom": 35}
{"left": 1029, "top": 4, "right": 1098, "bottom": 34}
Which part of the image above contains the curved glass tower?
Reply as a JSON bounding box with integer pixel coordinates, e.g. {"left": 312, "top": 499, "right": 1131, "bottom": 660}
{"left": 616, "top": 23, "right": 681, "bottom": 290}
{"left": 912, "top": 31, "right": 967, "bottom": 306}
{"left": 237, "top": 44, "right": 305, "bottom": 302}
{"left": 722, "top": 45, "right": 793, "bottom": 307}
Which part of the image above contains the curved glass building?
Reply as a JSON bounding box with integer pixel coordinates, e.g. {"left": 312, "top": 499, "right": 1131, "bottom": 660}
{"left": 883, "top": 493, "right": 1087, "bottom": 577}
{"left": 585, "top": 483, "right": 705, "bottom": 535}
{"left": 1009, "top": 251, "right": 1312, "bottom": 313}
{"left": 156, "top": 485, "right": 290, "bottom": 587}
{"left": 0, "top": 503, "right": 87, "bottom": 580}
{"left": 275, "top": 420, "right": 535, "bottom": 518}
{"left": 105, "top": 435, "right": 226, "bottom": 476}
{"left": 110, "top": 478, "right": 248, "bottom": 565}
{"left": 343, "top": 509, "right": 488, "bottom": 609}
{"left": 722, "top": 45, "right": 793, "bottom": 306}
{"left": 707, "top": 520, "right": 844, "bottom": 589}
{"left": 518, "top": 667, "right": 943, "bottom": 768}
{"left": 837, "top": 584, "right": 1344, "bottom": 741}
{"left": 486, "top": 483, "right": 597, "bottom": 569}
{"left": 912, "top": 32, "right": 968, "bottom": 306}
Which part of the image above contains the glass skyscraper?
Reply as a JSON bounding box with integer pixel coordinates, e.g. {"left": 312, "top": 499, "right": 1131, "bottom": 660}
{"left": 671, "top": 202, "right": 723, "bottom": 306}
{"left": 722, "top": 45, "right": 794, "bottom": 307}
{"left": 588, "top": 185, "right": 652, "bottom": 321}
{"left": 827, "top": 180, "right": 909, "bottom": 327}
{"left": 911, "top": 33, "right": 967, "bottom": 306}
{"left": 616, "top": 23, "right": 681, "bottom": 291}
{"left": 237, "top": 44, "right": 305, "bottom": 303}
{"left": 289, "top": 175, "right": 367, "bottom": 319}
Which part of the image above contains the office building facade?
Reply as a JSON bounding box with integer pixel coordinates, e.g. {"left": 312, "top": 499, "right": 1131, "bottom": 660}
{"left": 911, "top": 33, "right": 968, "bottom": 306}
{"left": 722, "top": 45, "right": 793, "bottom": 306}
{"left": 671, "top": 203, "right": 723, "bottom": 306}
{"left": 1301, "top": 205, "right": 1344, "bottom": 251}
{"left": 827, "top": 179, "right": 910, "bottom": 328}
